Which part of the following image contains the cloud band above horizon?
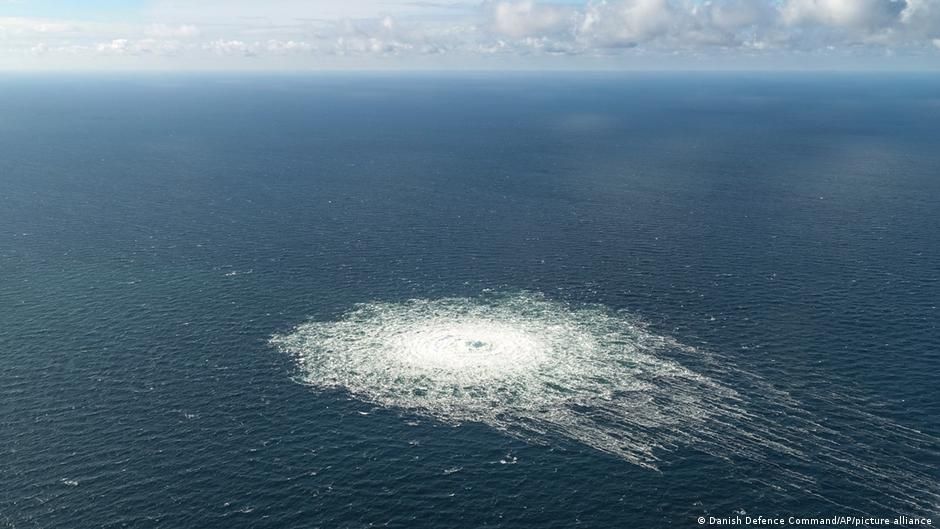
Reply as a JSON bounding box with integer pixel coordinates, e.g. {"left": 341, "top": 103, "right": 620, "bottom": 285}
{"left": 2, "top": 0, "right": 939, "bottom": 70}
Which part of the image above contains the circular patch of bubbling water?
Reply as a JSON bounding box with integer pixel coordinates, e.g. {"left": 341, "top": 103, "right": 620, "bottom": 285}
{"left": 271, "top": 292, "right": 745, "bottom": 468}
{"left": 390, "top": 320, "right": 548, "bottom": 374}
{"left": 272, "top": 292, "right": 940, "bottom": 515}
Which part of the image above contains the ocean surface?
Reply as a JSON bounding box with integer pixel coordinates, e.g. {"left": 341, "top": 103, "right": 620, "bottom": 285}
{"left": 1, "top": 73, "right": 938, "bottom": 528}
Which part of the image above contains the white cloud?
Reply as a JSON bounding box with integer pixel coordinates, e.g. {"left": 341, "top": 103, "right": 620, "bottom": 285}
{"left": 901, "top": 0, "right": 940, "bottom": 37}
{"left": 579, "top": 0, "right": 678, "bottom": 47}
{"left": 782, "top": 0, "right": 904, "bottom": 30}
{"left": 3, "top": 0, "right": 940, "bottom": 69}
{"left": 266, "top": 39, "right": 315, "bottom": 54}
{"left": 148, "top": 0, "right": 467, "bottom": 23}
{"left": 92, "top": 38, "right": 184, "bottom": 56}
{"left": 205, "top": 39, "right": 257, "bottom": 57}
{"left": 146, "top": 24, "right": 199, "bottom": 39}
{"left": 0, "top": 16, "right": 76, "bottom": 35}
{"left": 96, "top": 38, "right": 129, "bottom": 54}
{"left": 493, "top": 1, "right": 577, "bottom": 38}
{"left": 700, "top": 0, "right": 776, "bottom": 31}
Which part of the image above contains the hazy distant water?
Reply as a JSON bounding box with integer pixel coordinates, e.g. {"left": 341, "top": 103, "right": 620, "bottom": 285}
{"left": 1, "top": 74, "right": 938, "bottom": 528}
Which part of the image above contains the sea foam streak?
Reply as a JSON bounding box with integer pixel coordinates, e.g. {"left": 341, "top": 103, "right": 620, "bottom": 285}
{"left": 272, "top": 292, "right": 939, "bottom": 516}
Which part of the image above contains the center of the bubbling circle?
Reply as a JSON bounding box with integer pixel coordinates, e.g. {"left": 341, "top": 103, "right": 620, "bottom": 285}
{"left": 391, "top": 319, "right": 548, "bottom": 373}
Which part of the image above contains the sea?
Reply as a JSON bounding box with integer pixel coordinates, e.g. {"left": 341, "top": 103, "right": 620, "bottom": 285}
{"left": 1, "top": 73, "right": 938, "bottom": 528}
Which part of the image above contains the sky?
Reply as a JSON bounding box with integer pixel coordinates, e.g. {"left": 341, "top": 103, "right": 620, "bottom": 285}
{"left": 1, "top": 0, "right": 939, "bottom": 70}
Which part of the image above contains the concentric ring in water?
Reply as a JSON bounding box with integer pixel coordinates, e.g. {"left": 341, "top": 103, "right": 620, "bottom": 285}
{"left": 271, "top": 292, "right": 740, "bottom": 468}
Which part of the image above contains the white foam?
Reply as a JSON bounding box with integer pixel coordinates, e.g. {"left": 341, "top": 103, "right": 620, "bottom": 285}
{"left": 271, "top": 292, "right": 742, "bottom": 468}
{"left": 272, "top": 292, "right": 940, "bottom": 516}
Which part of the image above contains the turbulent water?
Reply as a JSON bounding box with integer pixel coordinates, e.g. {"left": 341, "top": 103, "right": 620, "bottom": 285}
{"left": 274, "top": 292, "right": 940, "bottom": 516}
{"left": 273, "top": 292, "right": 739, "bottom": 469}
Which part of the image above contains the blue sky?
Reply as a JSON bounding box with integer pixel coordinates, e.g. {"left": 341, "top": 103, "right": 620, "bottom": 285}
{"left": 2, "top": 0, "right": 939, "bottom": 70}
{"left": 2, "top": 0, "right": 148, "bottom": 19}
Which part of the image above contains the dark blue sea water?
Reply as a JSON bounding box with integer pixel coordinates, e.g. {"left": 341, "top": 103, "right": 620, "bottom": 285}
{"left": 1, "top": 73, "right": 938, "bottom": 528}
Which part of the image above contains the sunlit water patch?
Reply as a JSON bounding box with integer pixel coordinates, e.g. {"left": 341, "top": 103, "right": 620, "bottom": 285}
{"left": 272, "top": 292, "right": 940, "bottom": 516}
